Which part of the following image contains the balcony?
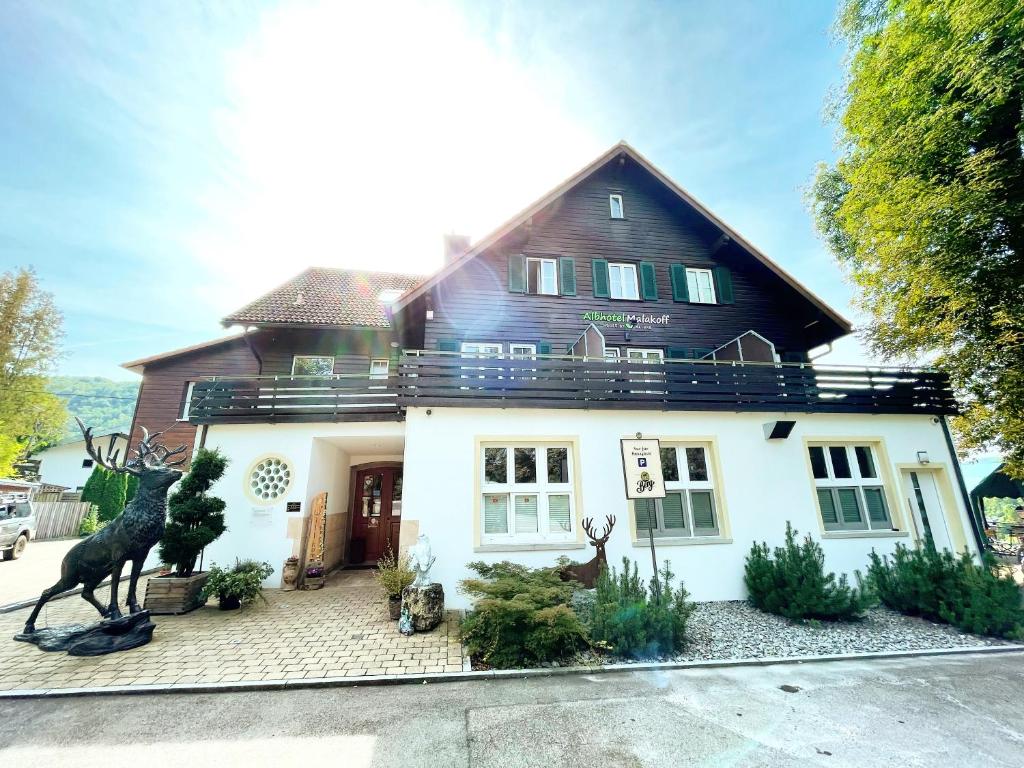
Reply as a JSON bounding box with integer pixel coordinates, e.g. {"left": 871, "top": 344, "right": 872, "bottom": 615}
{"left": 187, "top": 353, "right": 957, "bottom": 425}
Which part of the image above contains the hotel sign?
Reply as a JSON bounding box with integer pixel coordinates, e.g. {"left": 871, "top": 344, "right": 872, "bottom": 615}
{"left": 620, "top": 439, "right": 666, "bottom": 500}
{"left": 582, "top": 311, "right": 670, "bottom": 329}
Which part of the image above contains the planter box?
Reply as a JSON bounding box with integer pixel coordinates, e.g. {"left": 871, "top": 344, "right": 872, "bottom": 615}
{"left": 143, "top": 572, "right": 210, "bottom": 615}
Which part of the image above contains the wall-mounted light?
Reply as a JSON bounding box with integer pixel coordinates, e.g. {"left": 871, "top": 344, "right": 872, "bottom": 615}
{"left": 917, "top": 451, "right": 930, "bottom": 464}
{"left": 763, "top": 420, "right": 796, "bottom": 440}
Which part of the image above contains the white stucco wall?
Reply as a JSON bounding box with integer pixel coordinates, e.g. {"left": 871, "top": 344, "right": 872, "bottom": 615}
{"left": 37, "top": 435, "right": 129, "bottom": 491}
{"left": 198, "top": 421, "right": 405, "bottom": 585}
{"left": 400, "top": 408, "right": 977, "bottom": 609}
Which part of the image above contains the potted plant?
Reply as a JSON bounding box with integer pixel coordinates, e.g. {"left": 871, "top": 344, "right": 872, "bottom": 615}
{"left": 374, "top": 548, "right": 414, "bottom": 619}
{"left": 144, "top": 448, "right": 228, "bottom": 615}
{"left": 201, "top": 559, "right": 274, "bottom": 610}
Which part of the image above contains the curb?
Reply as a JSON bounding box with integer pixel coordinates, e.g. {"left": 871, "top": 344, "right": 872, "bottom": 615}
{"left": 2, "top": 643, "right": 1023, "bottom": 700}
{"left": 0, "top": 568, "right": 161, "bottom": 614}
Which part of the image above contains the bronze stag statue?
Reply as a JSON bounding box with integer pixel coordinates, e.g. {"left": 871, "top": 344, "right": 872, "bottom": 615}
{"left": 560, "top": 515, "right": 616, "bottom": 588}
{"left": 16, "top": 420, "right": 186, "bottom": 653}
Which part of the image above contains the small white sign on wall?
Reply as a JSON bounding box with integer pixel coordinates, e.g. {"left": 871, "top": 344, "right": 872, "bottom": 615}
{"left": 251, "top": 507, "right": 273, "bottom": 528}
{"left": 620, "top": 439, "right": 666, "bottom": 500}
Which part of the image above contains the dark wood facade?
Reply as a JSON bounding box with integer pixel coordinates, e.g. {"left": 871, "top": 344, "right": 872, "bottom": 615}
{"left": 419, "top": 158, "right": 843, "bottom": 361}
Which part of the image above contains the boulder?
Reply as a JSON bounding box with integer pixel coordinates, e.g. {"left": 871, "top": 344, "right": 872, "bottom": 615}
{"left": 401, "top": 583, "right": 444, "bottom": 632}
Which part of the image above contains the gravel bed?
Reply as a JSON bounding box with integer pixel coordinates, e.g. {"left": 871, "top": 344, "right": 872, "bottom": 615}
{"left": 620, "top": 601, "right": 1015, "bottom": 664}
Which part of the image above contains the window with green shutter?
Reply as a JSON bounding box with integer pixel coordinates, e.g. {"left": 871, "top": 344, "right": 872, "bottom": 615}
{"left": 592, "top": 259, "right": 610, "bottom": 298}
{"left": 559, "top": 257, "right": 576, "bottom": 296}
{"left": 670, "top": 264, "right": 689, "bottom": 302}
{"left": 712, "top": 265, "right": 734, "bottom": 304}
{"left": 809, "top": 443, "right": 892, "bottom": 532}
{"left": 634, "top": 443, "right": 723, "bottom": 540}
{"left": 639, "top": 261, "right": 658, "bottom": 300}
{"left": 508, "top": 254, "right": 526, "bottom": 294}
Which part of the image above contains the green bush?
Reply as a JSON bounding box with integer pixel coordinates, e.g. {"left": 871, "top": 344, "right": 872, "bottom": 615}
{"left": 158, "top": 448, "right": 228, "bottom": 577}
{"left": 590, "top": 558, "right": 693, "bottom": 658}
{"left": 374, "top": 548, "right": 414, "bottom": 598}
{"left": 459, "top": 561, "right": 588, "bottom": 669}
{"left": 201, "top": 559, "right": 274, "bottom": 607}
{"left": 745, "top": 522, "right": 871, "bottom": 621}
{"left": 867, "top": 543, "right": 1024, "bottom": 639}
{"left": 78, "top": 505, "right": 106, "bottom": 537}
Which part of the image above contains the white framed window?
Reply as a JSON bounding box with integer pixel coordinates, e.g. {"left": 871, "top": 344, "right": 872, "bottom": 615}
{"left": 685, "top": 268, "right": 717, "bottom": 304}
{"left": 608, "top": 262, "right": 639, "bottom": 300}
{"left": 634, "top": 443, "right": 720, "bottom": 538}
{"left": 626, "top": 348, "right": 664, "bottom": 363}
{"left": 509, "top": 343, "right": 537, "bottom": 379}
{"left": 626, "top": 348, "right": 665, "bottom": 393}
{"left": 292, "top": 355, "right": 335, "bottom": 377}
{"left": 808, "top": 443, "right": 892, "bottom": 532}
{"left": 178, "top": 381, "right": 196, "bottom": 421}
{"left": 369, "top": 359, "right": 390, "bottom": 379}
{"left": 460, "top": 342, "right": 503, "bottom": 385}
{"left": 609, "top": 194, "right": 624, "bottom": 219}
{"left": 526, "top": 258, "right": 558, "bottom": 296}
{"left": 604, "top": 347, "right": 620, "bottom": 361}
{"left": 481, "top": 443, "right": 576, "bottom": 545}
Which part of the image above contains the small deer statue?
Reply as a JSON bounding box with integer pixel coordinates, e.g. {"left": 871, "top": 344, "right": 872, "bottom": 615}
{"left": 20, "top": 419, "right": 187, "bottom": 635}
{"left": 560, "top": 515, "right": 616, "bottom": 588}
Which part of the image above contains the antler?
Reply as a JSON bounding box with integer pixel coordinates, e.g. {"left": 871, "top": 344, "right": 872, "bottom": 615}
{"left": 130, "top": 427, "right": 188, "bottom": 469}
{"left": 77, "top": 417, "right": 140, "bottom": 476}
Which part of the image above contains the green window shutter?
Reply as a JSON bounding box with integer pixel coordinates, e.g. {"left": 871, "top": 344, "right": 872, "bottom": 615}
{"left": 537, "top": 342, "right": 552, "bottom": 355}
{"left": 634, "top": 499, "right": 656, "bottom": 533}
{"left": 483, "top": 494, "right": 508, "bottom": 534}
{"left": 514, "top": 494, "right": 538, "bottom": 534}
{"left": 863, "top": 488, "right": 889, "bottom": 526}
{"left": 639, "top": 261, "right": 658, "bottom": 300}
{"left": 666, "top": 347, "right": 689, "bottom": 359}
{"left": 817, "top": 489, "right": 839, "bottom": 527}
{"left": 712, "top": 266, "right": 734, "bottom": 304}
{"left": 592, "top": 259, "right": 610, "bottom": 298}
{"left": 670, "top": 264, "right": 689, "bottom": 302}
{"left": 662, "top": 493, "right": 687, "bottom": 531}
{"left": 548, "top": 494, "right": 571, "bottom": 533}
{"left": 437, "top": 340, "right": 459, "bottom": 352}
{"left": 690, "top": 491, "right": 718, "bottom": 533}
{"left": 558, "top": 257, "right": 576, "bottom": 296}
{"left": 837, "top": 488, "right": 864, "bottom": 525}
{"left": 508, "top": 254, "right": 526, "bottom": 294}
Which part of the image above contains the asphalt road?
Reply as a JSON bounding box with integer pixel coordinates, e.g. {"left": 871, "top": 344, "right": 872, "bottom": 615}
{"left": 2, "top": 652, "right": 1022, "bottom": 767}
{"left": 0, "top": 538, "right": 78, "bottom": 607}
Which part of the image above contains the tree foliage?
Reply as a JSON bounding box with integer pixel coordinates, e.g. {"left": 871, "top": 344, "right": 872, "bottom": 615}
{"left": 0, "top": 268, "right": 65, "bottom": 474}
{"left": 811, "top": 1, "right": 1024, "bottom": 476}
{"left": 158, "top": 448, "right": 228, "bottom": 577}
{"left": 80, "top": 466, "right": 130, "bottom": 522}
{"left": 47, "top": 376, "right": 138, "bottom": 442}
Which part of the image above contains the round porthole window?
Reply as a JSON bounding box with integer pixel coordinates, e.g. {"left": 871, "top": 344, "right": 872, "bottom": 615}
{"left": 245, "top": 455, "right": 293, "bottom": 503}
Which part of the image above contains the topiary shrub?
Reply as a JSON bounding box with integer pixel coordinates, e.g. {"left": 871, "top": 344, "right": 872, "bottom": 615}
{"left": 867, "top": 543, "right": 1024, "bottom": 639}
{"left": 745, "top": 522, "right": 871, "bottom": 621}
{"left": 590, "top": 557, "right": 693, "bottom": 658}
{"left": 459, "top": 561, "right": 588, "bottom": 669}
{"left": 158, "top": 448, "right": 228, "bottom": 577}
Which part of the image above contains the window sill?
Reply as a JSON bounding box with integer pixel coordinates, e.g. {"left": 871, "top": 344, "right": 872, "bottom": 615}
{"left": 475, "top": 542, "right": 585, "bottom": 553}
{"left": 821, "top": 530, "right": 909, "bottom": 540}
{"left": 632, "top": 536, "right": 732, "bottom": 547}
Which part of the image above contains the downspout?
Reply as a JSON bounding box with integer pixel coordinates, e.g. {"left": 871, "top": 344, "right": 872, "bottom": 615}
{"left": 940, "top": 416, "right": 986, "bottom": 556}
{"left": 242, "top": 326, "right": 264, "bottom": 375}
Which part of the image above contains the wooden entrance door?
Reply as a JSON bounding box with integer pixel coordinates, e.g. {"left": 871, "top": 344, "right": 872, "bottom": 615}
{"left": 350, "top": 467, "right": 403, "bottom": 565}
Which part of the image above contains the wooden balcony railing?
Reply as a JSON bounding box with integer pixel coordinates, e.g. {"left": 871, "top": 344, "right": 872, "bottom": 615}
{"left": 187, "top": 353, "right": 958, "bottom": 424}
{"left": 188, "top": 375, "right": 402, "bottom": 424}
{"left": 395, "top": 352, "right": 958, "bottom": 415}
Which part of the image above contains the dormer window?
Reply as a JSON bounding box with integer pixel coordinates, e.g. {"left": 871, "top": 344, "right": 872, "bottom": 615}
{"left": 609, "top": 194, "right": 624, "bottom": 219}
{"left": 377, "top": 288, "right": 404, "bottom": 304}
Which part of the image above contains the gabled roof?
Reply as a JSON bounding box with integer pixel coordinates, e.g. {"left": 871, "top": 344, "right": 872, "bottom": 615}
{"left": 222, "top": 267, "right": 423, "bottom": 329}
{"left": 392, "top": 141, "right": 851, "bottom": 334}
{"left": 122, "top": 333, "right": 247, "bottom": 374}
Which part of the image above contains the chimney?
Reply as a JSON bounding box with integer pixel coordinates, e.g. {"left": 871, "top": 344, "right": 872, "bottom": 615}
{"left": 443, "top": 233, "right": 471, "bottom": 264}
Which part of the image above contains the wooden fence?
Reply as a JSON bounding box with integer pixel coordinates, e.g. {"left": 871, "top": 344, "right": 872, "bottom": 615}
{"left": 32, "top": 501, "right": 92, "bottom": 540}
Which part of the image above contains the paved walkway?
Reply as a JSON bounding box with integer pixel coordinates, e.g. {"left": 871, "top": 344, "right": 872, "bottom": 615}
{"left": 0, "top": 570, "right": 463, "bottom": 692}
{"left": 0, "top": 538, "right": 80, "bottom": 606}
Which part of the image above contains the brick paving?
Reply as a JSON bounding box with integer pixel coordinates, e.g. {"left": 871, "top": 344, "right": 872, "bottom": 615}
{"left": 0, "top": 570, "right": 464, "bottom": 692}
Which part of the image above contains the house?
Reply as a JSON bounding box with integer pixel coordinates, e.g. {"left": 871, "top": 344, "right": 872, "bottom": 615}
{"left": 36, "top": 432, "right": 129, "bottom": 491}
{"left": 122, "top": 142, "right": 981, "bottom": 606}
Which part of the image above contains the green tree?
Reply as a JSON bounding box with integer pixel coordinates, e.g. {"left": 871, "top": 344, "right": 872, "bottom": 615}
{"left": 158, "top": 449, "right": 228, "bottom": 576}
{"left": 98, "top": 471, "right": 128, "bottom": 523}
{"left": 80, "top": 465, "right": 108, "bottom": 508}
{"left": 0, "top": 268, "right": 66, "bottom": 474}
{"left": 811, "top": 1, "right": 1024, "bottom": 477}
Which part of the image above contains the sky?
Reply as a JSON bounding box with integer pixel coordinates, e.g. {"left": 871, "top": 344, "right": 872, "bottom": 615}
{"left": 2, "top": 0, "right": 867, "bottom": 381}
